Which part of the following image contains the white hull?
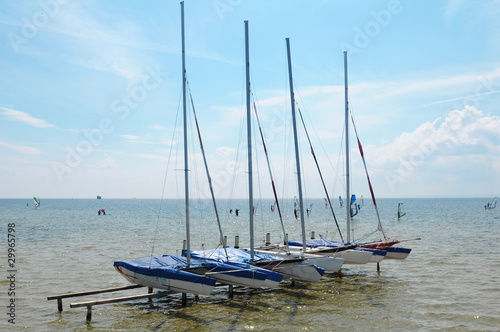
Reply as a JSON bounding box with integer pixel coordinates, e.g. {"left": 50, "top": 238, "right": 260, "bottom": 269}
{"left": 204, "top": 270, "right": 265, "bottom": 288}
{"left": 309, "top": 248, "right": 373, "bottom": 264}
{"left": 271, "top": 262, "right": 323, "bottom": 282}
{"left": 255, "top": 248, "right": 344, "bottom": 273}
{"left": 115, "top": 265, "right": 215, "bottom": 296}
{"left": 385, "top": 251, "right": 410, "bottom": 260}
{"left": 369, "top": 252, "right": 385, "bottom": 263}
{"left": 262, "top": 278, "right": 281, "bottom": 288}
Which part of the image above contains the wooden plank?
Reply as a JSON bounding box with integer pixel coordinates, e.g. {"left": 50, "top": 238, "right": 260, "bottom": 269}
{"left": 47, "top": 284, "right": 144, "bottom": 300}
{"left": 70, "top": 291, "right": 171, "bottom": 308}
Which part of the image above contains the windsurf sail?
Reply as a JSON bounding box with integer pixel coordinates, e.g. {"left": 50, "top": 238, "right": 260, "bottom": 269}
{"left": 350, "top": 194, "right": 358, "bottom": 217}
{"left": 485, "top": 197, "right": 497, "bottom": 210}
{"left": 339, "top": 196, "right": 344, "bottom": 207}
{"left": 398, "top": 203, "right": 406, "bottom": 219}
{"left": 33, "top": 197, "right": 40, "bottom": 208}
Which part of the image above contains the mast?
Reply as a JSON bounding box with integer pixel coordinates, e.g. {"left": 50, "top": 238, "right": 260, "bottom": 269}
{"left": 181, "top": 1, "right": 190, "bottom": 264}
{"left": 286, "top": 38, "right": 306, "bottom": 251}
{"left": 344, "top": 51, "right": 351, "bottom": 243}
{"left": 245, "top": 20, "right": 254, "bottom": 259}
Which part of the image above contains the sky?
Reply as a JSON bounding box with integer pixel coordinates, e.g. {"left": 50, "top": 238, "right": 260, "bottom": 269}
{"left": 1, "top": 0, "right": 500, "bottom": 199}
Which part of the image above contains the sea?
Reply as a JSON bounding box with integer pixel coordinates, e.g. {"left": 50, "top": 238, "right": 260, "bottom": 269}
{"left": 1, "top": 197, "right": 499, "bottom": 331}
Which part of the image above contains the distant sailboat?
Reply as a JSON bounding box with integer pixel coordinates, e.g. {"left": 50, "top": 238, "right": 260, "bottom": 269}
{"left": 398, "top": 203, "right": 406, "bottom": 219}
{"left": 33, "top": 197, "right": 40, "bottom": 209}
{"left": 485, "top": 197, "right": 497, "bottom": 210}
{"left": 350, "top": 194, "right": 358, "bottom": 218}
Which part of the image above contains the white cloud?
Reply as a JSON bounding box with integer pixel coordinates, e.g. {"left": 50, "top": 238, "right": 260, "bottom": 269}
{"left": 132, "top": 153, "right": 167, "bottom": 160}
{"left": 121, "top": 134, "right": 140, "bottom": 141}
{"left": 367, "top": 106, "right": 500, "bottom": 166}
{"left": 0, "top": 107, "right": 55, "bottom": 128}
{"left": 0, "top": 140, "right": 42, "bottom": 155}
{"left": 216, "top": 146, "right": 237, "bottom": 158}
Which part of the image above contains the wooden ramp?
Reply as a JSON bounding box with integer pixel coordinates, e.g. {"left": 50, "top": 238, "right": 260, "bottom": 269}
{"left": 48, "top": 284, "right": 162, "bottom": 322}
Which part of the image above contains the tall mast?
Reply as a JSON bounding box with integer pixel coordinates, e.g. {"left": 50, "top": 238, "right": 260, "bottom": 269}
{"left": 181, "top": 1, "right": 190, "bottom": 264}
{"left": 245, "top": 21, "right": 254, "bottom": 259}
{"left": 344, "top": 51, "right": 350, "bottom": 243}
{"left": 286, "top": 38, "right": 306, "bottom": 251}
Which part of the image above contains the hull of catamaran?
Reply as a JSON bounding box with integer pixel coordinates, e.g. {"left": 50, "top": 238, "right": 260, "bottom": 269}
{"left": 358, "top": 248, "right": 386, "bottom": 263}
{"left": 254, "top": 247, "right": 344, "bottom": 273}
{"left": 306, "top": 247, "right": 373, "bottom": 264}
{"left": 384, "top": 247, "right": 411, "bottom": 260}
{"left": 256, "top": 260, "right": 324, "bottom": 282}
{"left": 288, "top": 238, "right": 373, "bottom": 264}
{"left": 188, "top": 247, "right": 324, "bottom": 283}
{"left": 186, "top": 249, "right": 284, "bottom": 288}
{"left": 185, "top": 262, "right": 267, "bottom": 288}
{"left": 113, "top": 257, "right": 216, "bottom": 296}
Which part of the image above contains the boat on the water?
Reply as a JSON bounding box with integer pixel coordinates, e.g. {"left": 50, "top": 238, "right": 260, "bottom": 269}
{"left": 114, "top": 2, "right": 271, "bottom": 294}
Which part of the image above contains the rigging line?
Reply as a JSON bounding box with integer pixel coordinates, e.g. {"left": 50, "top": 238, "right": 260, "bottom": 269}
{"left": 188, "top": 84, "right": 229, "bottom": 259}
{"left": 253, "top": 99, "right": 290, "bottom": 251}
{"left": 349, "top": 110, "right": 387, "bottom": 240}
{"left": 297, "top": 106, "right": 344, "bottom": 243}
{"left": 293, "top": 83, "right": 341, "bottom": 189}
{"left": 150, "top": 88, "right": 183, "bottom": 259}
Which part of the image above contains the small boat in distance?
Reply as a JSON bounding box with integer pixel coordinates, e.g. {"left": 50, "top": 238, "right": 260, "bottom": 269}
{"left": 485, "top": 197, "right": 497, "bottom": 210}
{"left": 33, "top": 197, "right": 40, "bottom": 209}
{"left": 97, "top": 196, "right": 101, "bottom": 199}
{"left": 398, "top": 203, "right": 406, "bottom": 219}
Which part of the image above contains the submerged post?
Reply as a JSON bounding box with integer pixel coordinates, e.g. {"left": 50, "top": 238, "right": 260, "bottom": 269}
{"left": 86, "top": 305, "right": 92, "bottom": 322}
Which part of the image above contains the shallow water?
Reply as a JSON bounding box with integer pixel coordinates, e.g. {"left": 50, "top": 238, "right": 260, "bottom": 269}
{"left": 1, "top": 198, "right": 499, "bottom": 331}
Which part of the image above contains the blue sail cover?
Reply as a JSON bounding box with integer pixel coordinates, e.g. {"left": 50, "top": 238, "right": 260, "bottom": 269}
{"left": 288, "top": 238, "right": 345, "bottom": 248}
{"left": 188, "top": 247, "right": 285, "bottom": 284}
{"left": 113, "top": 255, "right": 217, "bottom": 286}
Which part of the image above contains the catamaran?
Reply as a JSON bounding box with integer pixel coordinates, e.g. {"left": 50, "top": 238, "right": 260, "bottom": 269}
{"left": 290, "top": 52, "right": 416, "bottom": 262}
{"left": 191, "top": 22, "right": 326, "bottom": 283}
{"left": 114, "top": 2, "right": 275, "bottom": 295}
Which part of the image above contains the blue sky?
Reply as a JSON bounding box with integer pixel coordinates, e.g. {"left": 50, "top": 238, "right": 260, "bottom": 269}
{"left": 1, "top": 0, "right": 500, "bottom": 199}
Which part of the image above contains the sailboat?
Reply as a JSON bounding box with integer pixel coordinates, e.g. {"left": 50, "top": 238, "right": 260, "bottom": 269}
{"left": 485, "top": 197, "right": 497, "bottom": 210}
{"left": 281, "top": 44, "right": 373, "bottom": 265}
{"left": 341, "top": 51, "right": 413, "bottom": 260}
{"left": 241, "top": 37, "right": 342, "bottom": 273}
{"left": 190, "top": 22, "right": 325, "bottom": 283}
{"left": 290, "top": 52, "right": 414, "bottom": 262}
{"left": 114, "top": 2, "right": 271, "bottom": 295}
{"left": 33, "top": 197, "right": 40, "bottom": 209}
